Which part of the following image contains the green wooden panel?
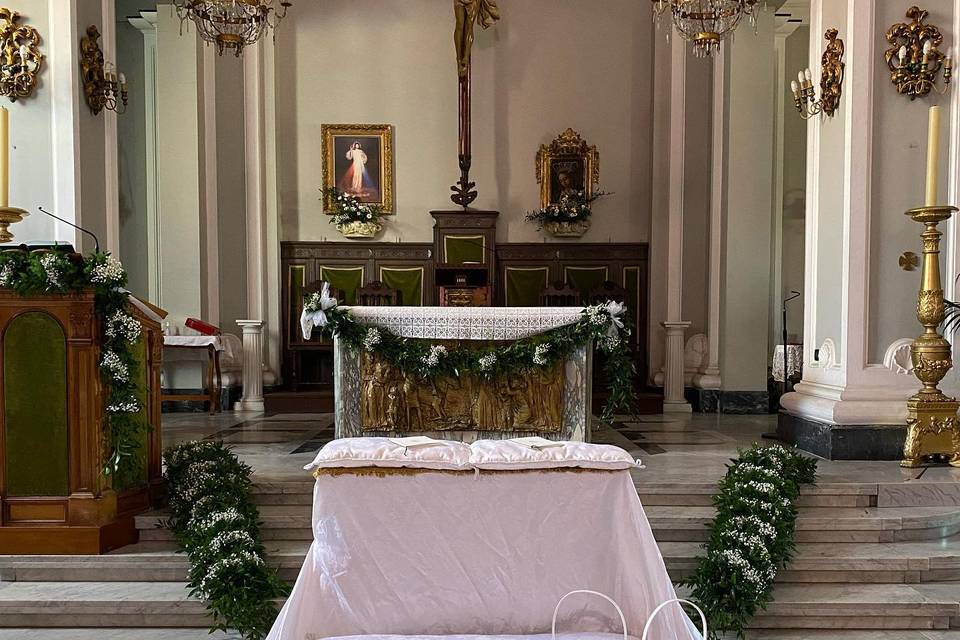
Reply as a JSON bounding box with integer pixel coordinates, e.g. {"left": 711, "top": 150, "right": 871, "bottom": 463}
{"left": 565, "top": 266, "right": 609, "bottom": 300}
{"left": 116, "top": 336, "right": 149, "bottom": 492}
{"left": 505, "top": 267, "right": 549, "bottom": 306}
{"left": 289, "top": 265, "right": 305, "bottom": 338}
{"left": 4, "top": 312, "right": 69, "bottom": 497}
{"left": 444, "top": 235, "right": 485, "bottom": 265}
{"left": 321, "top": 266, "right": 364, "bottom": 305}
{"left": 624, "top": 266, "right": 640, "bottom": 325}
{"left": 380, "top": 267, "right": 423, "bottom": 306}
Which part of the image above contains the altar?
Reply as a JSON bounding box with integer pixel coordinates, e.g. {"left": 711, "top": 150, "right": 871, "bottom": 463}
{"left": 333, "top": 306, "right": 593, "bottom": 442}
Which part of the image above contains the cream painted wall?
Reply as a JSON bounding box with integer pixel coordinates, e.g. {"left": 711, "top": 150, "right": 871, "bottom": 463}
{"left": 276, "top": 0, "right": 654, "bottom": 244}
{"left": 3, "top": 1, "right": 58, "bottom": 244}
{"left": 720, "top": 9, "right": 777, "bottom": 392}
{"left": 868, "top": 1, "right": 954, "bottom": 363}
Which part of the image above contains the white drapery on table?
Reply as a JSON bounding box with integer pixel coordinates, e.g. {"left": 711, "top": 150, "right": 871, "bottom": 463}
{"left": 771, "top": 344, "right": 803, "bottom": 382}
{"left": 334, "top": 307, "right": 592, "bottom": 442}
{"left": 266, "top": 469, "right": 701, "bottom": 640}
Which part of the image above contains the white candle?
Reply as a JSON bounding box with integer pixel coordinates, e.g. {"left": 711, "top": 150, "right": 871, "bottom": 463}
{"left": 925, "top": 105, "right": 941, "bottom": 207}
{"left": 790, "top": 79, "right": 799, "bottom": 96}
{"left": 0, "top": 107, "right": 9, "bottom": 209}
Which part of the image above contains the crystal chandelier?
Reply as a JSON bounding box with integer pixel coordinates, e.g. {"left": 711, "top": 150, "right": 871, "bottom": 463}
{"left": 175, "top": 0, "right": 292, "bottom": 56}
{"left": 651, "top": 0, "right": 760, "bottom": 57}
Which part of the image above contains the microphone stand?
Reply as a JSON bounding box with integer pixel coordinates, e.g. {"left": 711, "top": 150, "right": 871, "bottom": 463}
{"left": 37, "top": 207, "right": 100, "bottom": 254}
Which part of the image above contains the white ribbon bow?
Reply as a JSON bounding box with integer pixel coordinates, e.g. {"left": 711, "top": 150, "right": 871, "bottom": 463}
{"left": 300, "top": 282, "right": 339, "bottom": 340}
{"left": 605, "top": 300, "right": 626, "bottom": 338}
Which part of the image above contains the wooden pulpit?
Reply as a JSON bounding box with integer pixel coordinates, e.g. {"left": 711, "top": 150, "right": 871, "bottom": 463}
{"left": 0, "top": 291, "right": 165, "bottom": 554}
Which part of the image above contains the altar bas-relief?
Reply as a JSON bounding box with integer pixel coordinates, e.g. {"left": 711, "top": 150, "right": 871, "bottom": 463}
{"left": 360, "top": 352, "right": 564, "bottom": 433}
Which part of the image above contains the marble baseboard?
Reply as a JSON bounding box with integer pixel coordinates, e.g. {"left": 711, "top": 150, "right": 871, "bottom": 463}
{"left": 777, "top": 411, "right": 906, "bottom": 460}
{"left": 685, "top": 388, "right": 770, "bottom": 414}
{"left": 160, "top": 385, "right": 241, "bottom": 414}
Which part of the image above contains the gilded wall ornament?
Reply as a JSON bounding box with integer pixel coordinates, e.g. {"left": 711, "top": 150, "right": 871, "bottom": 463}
{"left": 885, "top": 6, "right": 952, "bottom": 99}
{"left": 0, "top": 8, "right": 43, "bottom": 102}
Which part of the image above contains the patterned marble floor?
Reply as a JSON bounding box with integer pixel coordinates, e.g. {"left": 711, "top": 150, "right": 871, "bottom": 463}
{"left": 161, "top": 411, "right": 960, "bottom": 489}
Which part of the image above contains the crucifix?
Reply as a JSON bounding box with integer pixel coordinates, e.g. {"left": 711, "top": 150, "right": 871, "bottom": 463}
{"left": 450, "top": 0, "right": 500, "bottom": 208}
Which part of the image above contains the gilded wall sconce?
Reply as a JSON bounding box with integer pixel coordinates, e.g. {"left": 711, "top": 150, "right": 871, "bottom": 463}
{"left": 80, "top": 25, "right": 127, "bottom": 116}
{"left": 0, "top": 8, "right": 43, "bottom": 102}
{"left": 885, "top": 6, "right": 952, "bottom": 99}
{"left": 790, "top": 28, "right": 844, "bottom": 119}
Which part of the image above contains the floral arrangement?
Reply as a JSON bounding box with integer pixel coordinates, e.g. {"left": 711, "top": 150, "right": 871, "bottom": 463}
{"left": 683, "top": 444, "right": 818, "bottom": 639}
{"left": 323, "top": 188, "right": 384, "bottom": 227}
{"left": 525, "top": 189, "right": 608, "bottom": 229}
{"left": 164, "top": 441, "right": 289, "bottom": 640}
{"left": 0, "top": 249, "right": 146, "bottom": 488}
{"left": 301, "top": 283, "right": 637, "bottom": 421}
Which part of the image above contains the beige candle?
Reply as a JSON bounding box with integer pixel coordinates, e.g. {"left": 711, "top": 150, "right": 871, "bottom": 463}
{"left": 0, "top": 106, "right": 8, "bottom": 209}
{"left": 925, "top": 105, "right": 941, "bottom": 206}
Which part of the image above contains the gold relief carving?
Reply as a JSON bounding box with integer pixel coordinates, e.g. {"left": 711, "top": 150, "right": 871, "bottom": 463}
{"left": 885, "top": 6, "right": 951, "bottom": 99}
{"left": 535, "top": 128, "right": 600, "bottom": 209}
{"left": 360, "top": 350, "right": 565, "bottom": 433}
{"left": 917, "top": 289, "right": 944, "bottom": 325}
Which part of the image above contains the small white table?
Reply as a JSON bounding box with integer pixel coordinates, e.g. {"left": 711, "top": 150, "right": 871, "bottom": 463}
{"left": 772, "top": 343, "right": 803, "bottom": 383}
{"left": 162, "top": 335, "right": 224, "bottom": 414}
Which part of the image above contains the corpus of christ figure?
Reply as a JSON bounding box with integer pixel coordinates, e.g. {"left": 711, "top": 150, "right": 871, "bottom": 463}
{"left": 450, "top": 0, "right": 500, "bottom": 208}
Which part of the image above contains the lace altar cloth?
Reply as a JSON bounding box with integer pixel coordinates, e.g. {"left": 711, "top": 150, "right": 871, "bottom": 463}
{"left": 265, "top": 469, "right": 701, "bottom": 640}
{"left": 772, "top": 344, "right": 803, "bottom": 382}
{"left": 334, "top": 307, "right": 591, "bottom": 442}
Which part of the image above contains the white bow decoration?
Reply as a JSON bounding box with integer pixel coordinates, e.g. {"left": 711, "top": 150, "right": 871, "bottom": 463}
{"left": 605, "top": 300, "right": 626, "bottom": 338}
{"left": 300, "top": 282, "right": 339, "bottom": 340}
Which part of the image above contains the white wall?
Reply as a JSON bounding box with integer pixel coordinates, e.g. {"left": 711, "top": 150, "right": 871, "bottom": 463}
{"left": 276, "top": 0, "right": 655, "bottom": 244}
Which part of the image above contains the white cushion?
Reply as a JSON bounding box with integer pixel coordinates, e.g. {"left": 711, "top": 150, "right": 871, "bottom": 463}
{"left": 304, "top": 437, "right": 471, "bottom": 471}
{"left": 469, "top": 440, "right": 638, "bottom": 471}
{"left": 323, "top": 634, "right": 634, "bottom": 640}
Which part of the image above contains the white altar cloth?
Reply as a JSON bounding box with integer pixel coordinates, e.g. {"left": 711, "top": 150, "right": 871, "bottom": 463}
{"left": 266, "top": 469, "right": 700, "bottom": 640}
{"left": 334, "top": 307, "right": 592, "bottom": 442}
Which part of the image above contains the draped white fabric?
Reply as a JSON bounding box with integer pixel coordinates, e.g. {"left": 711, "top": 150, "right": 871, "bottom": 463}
{"left": 266, "top": 470, "right": 701, "bottom": 640}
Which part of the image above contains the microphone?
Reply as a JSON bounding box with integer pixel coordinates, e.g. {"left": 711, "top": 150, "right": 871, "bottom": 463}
{"left": 37, "top": 207, "right": 100, "bottom": 253}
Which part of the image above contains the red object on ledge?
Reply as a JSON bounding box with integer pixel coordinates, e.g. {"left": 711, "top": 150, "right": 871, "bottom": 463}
{"left": 185, "top": 317, "right": 220, "bottom": 336}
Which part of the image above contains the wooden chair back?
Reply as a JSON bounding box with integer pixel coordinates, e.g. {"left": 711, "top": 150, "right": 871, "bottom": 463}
{"left": 540, "top": 281, "right": 582, "bottom": 307}
{"left": 356, "top": 280, "right": 400, "bottom": 306}
{"left": 588, "top": 280, "right": 628, "bottom": 305}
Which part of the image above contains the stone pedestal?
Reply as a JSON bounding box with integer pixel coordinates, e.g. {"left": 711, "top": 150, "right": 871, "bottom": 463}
{"left": 236, "top": 320, "right": 265, "bottom": 412}
{"left": 662, "top": 321, "right": 692, "bottom": 413}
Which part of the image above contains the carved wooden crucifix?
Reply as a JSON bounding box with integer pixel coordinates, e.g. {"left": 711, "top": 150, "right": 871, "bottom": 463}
{"left": 450, "top": 0, "right": 500, "bottom": 209}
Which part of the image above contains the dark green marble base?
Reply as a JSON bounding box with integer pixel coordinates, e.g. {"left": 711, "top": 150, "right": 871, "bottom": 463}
{"left": 686, "top": 389, "right": 770, "bottom": 414}
{"left": 777, "top": 411, "right": 906, "bottom": 460}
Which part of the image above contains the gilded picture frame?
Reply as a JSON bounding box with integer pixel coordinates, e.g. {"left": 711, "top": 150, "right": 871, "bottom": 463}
{"left": 535, "top": 128, "right": 600, "bottom": 209}
{"left": 322, "top": 123, "right": 394, "bottom": 213}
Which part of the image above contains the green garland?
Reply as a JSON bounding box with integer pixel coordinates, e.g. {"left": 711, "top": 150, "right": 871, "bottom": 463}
{"left": 0, "top": 249, "right": 146, "bottom": 487}
{"left": 683, "top": 444, "right": 818, "bottom": 639}
{"left": 305, "top": 293, "right": 638, "bottom": 421}
{"left": 164, "top": 441, "right": 289, "bottom": 640}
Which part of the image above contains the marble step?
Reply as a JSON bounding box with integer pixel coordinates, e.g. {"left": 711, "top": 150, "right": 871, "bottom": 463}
{"left": 0, "top": 580, "right": 957, "bottom": 631}
{"left": 750, "top": 583, "right": 960, "bottom": 630}
{"left": 0, "top": 582, "right": 211, "bottom": 628}
{"left": 5, "top": 538, "right": 960, "bottom": 585}
{"left": 134, "top": 504, "right": 960, "bottom": 544}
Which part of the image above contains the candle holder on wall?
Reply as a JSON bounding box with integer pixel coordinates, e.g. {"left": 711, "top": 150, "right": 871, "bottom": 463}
{"left": 0, "top": 8, "right": 43, "bottom": 102}
{"left": 80, "top": 25, "right": 128, "bottom": 116}
{"left": 885, "top": 6, "right": 952, "bottom": 99}
{"left": 790, "top": 28, "right": 845, "bottom": 119}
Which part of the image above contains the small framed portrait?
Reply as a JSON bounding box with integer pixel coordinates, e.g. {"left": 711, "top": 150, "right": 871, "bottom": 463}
{"left": 535, "top": 128, "right": 599, "bottom": 208}
{"left": 322, "top": 124, "right": 394, "bottom": 213}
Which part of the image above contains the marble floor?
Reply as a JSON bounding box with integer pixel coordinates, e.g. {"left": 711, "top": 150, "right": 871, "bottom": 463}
{"left": 162, "top": 411, "right": 960, "bottom": 491}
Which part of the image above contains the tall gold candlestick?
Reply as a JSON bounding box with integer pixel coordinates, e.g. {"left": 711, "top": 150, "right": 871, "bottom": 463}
{"left": 0, "top": 106, "right": 26, "bottom": 243}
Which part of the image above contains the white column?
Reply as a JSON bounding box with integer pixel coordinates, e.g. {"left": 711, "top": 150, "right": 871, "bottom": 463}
{"left": 662, "top": 321, "right": 693, "bottom": 411}
{"left": 101, "top": 0, "right": 120, "bottom": 256}
{"left": 243, "top": 40, "right": 279, "bottom": 385}
{"left": 48, "top": 0, "right": 82, "bottom": 246}
{"left": 236, "top": 320, "right": 265, "bottom": 412}
{"left": 693, "top": 49, "right": 725, "bottom": 391}
{"left": 661, "top": 34, "right": 692, "bottom": 411}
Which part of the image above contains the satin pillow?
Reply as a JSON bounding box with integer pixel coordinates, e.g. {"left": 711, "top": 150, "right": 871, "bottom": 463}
{"left": 469, "top": 440, "right": 639, "bottom": 471}
{"left": 304, "top": 437, "right": 471, "bottom": 471}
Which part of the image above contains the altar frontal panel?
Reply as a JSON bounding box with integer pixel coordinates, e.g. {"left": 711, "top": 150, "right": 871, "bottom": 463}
{"left": 360, "top": 350, "right": 564, "bottom": 432}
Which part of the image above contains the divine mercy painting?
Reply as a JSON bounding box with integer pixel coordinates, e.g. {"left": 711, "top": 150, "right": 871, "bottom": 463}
{"left": 322, "top": 124, "right": 395, "bottom": 213}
